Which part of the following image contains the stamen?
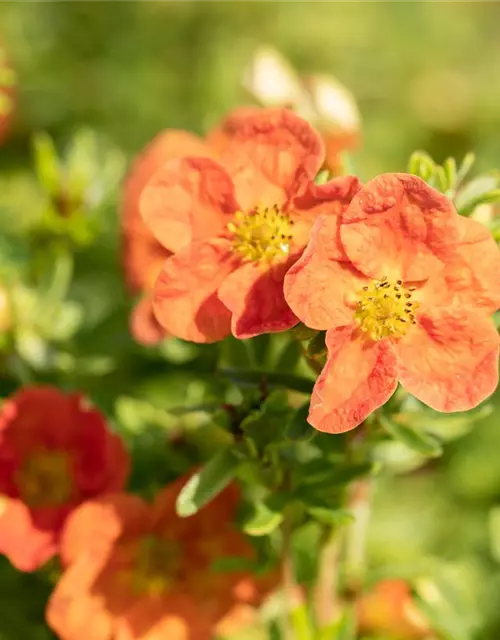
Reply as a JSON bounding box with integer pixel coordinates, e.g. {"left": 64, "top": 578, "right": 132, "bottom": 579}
{"left": 228, "top": 205, "right": 293, "bottom": 263}
{"left": 354, "top": 278, "right": 420, "bottom": 341}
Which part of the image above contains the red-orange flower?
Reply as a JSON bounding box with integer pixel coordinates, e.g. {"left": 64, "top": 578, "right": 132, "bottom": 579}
{"left": 357, "top": 580, "right": 431, "bottom": 639}
{"left": 0, "top": 386, "right": 129, "bottom": 571}
{"left": 141, "top": 108, "right": 361, "bottom": 342}
{"left": 0, "top": 42, "right": 15, "bottom": 144}
{"left": 47, "top": 477, "right": 277, "bottom": 640}
{"left": 285, "top": 173, "right": 500, "bottom": 433}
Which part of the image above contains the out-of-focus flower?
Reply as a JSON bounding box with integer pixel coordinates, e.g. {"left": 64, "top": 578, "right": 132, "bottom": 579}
{"left": 47, "top": 476, "right": 277, "bottom": 640}
{"left": 0, "top": 42, "right": 16, "bottom": 144}
{"left": 285, "top": 173, "right": 500, "bottom": 433}
{"left": 357, "top": 579, "right": 432, "bottom": 639}
{"left": 0, "top": 386, "right": 129, "bottom": 571}
{"left": 141, "top": 108, "right": 360, "bottom": 343}
{"left": 243, "top": 45, "right": 361, "bottom": 174}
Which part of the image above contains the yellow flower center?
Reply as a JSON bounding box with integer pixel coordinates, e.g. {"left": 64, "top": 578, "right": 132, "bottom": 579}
{"left": 354, "top": 277, "right": 419, "bottom": 341}
{"left": 228, "top": 205, "right": 293, "bottom": 263}
{"left": 16, "top": 450, "right": 73, "bottom": 508}
{"left": 133, "top": 535, "right": 180, "bottom": 596}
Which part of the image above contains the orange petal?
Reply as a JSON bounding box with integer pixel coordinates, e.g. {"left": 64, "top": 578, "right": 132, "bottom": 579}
{"left": 309, "top": 327, "right": 398, "bottom": 433}
{"left": 130, "top": 295, "right": 167, "bottom": 346}
{"left": 122, "top": 130, "right": 211, "bottom": 235}
{"left": 290, "top": 175, "right": 362, "bottom": 247}
{"left": 432, "top": 216, "right": 500, "bottom": 314}
{"left": 219, "top": 108, "right": 324, "bottom": 211}
{"left": 340, "top": 174, "right": 460, "bottom": 281}
{"left": 61, "top": 494, "right": 148, "bottom": 567}
{"left": 205, "top": 106, "right": 264, "bottom": 156}
{"left": 140, "top": 157, "right": 239, "bottom": 252}
{"left": 395, "top": 308, "right": 499, "bottom": 412}
{"left": 153, "top": 238, "right": 237, "bottom": 343}
{"left": 0, "top": 498, "right": 58, "bottom": 571}
{"left": 284, "top": 215, "right": 365, "bottom": 330}
{"left": 218, "top": 257, "right": 299, "bottom": 339}
{"left": 46, "top": 559, "right": 114, "bottom": 640}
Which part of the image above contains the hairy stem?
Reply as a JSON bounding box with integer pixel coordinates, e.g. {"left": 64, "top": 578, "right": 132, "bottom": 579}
{"left": 281, "top": 513, "right": 296, "bottom": 640}
{"left": 314, "top": 529, "right": 343, "bottom": 628}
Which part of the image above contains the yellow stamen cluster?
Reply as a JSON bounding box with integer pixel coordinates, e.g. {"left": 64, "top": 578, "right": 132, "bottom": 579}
{"left": 133, "top": 535, "right": 179, "bottom": 596}
{"left": 16, "top": 450, "right": 72, "bottom": 508}
{"left": 228, "top": 205, "right": 293, "bottom": 263}
{"left": 354, "top": 277, "right": 419, "bottom": 341}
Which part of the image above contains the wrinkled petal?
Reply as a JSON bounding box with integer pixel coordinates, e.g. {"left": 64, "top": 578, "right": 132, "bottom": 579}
{"left": 140, "top": 157, "right": 239, "bottom": 252}
{"left": 309, "top": 327, "right": 398, "bottom": 433}
{"left": 289, "top": 175, "right": 362, "bottom": 248}
{"left": 395, "top": 308, "right": 499, "bottom": 412}
{"left": 340, "top": 174, "right": 460, "bottom": 281}
{"left": 153, "top": 238, "right": 238, "bottom": 343}
{"left": 130, "top": 295, "right": 167, "bottom": 346}
{"left": 284, "top": 215, "right": 365, "bottom": 330}
{"left": 0, "top": 498, "right": 58, "bottom": 571}
{"left": 426, "top": 216, "right": 500, "bottom": 314}
{"left": 46, "top": 559, "right": 113, "bottom": 640}
{"left": 61, "top": 494, "right": 148, "bottom": 567}
{"left": 219, "top": 108, "right": 324, "bottom": 210}
{"left": 205, "top": 106, "right": 263, "bottom": 156}
{"left": 122, "top": 130, "right": 211, "bottom": 234}
{"left": 218, "top": 256, "right": 299, "bottom": 339}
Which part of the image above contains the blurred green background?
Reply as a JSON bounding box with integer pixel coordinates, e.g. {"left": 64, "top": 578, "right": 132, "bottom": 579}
{"left": 1, "top": 2, "right": 500, "bottom": 639}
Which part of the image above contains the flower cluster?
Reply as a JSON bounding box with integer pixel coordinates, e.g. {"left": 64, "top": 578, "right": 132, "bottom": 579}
{"left": 133, "top": 107, "right": 500, "bottom": 434}
{"left": 0, "top": 386, "right": 275, "bottom": 640}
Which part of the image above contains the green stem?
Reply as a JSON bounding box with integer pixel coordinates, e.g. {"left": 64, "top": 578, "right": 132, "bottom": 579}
{"left": 314, "top": 528, "right": 343, "bottom": 629}
{"left": 281, "top": 512, "right": 296, "bottom": 640}
{"left": 219, "top": 367, "right": 314, "bottom": 395}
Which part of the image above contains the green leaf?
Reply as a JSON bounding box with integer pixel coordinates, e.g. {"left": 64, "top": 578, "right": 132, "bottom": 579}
{"left": 306, "top": 331, "right": 327, "bottom": 358}
{"left": 379, "top": 415, "right": 442, "bottom": 458}
{"left": 286, "top": 402, "right": 315, "bottom": 442}
{"left": 240, "top": 390, "right": 291, "bottom": 449}
{"left": 243, "top": 500, "right": 284, "bottom": 536}
{"left": 220, "top": 368, "right": 314, "bottom": 395}
{"left": 306, "top": 507, "right": 354, "bottom": 527}
{"left": 454, "top": 174, "right": 500, "bottom": 215}
{"left": 456, "top": 152, "right": 475, "bottom": 184}
{"left": 32, "top": 131, "right": 60, "bottom": 195}
{"left": 488, "top": 506, "right": 500, "bottom": 564}
{"left": 443, "top": 157, "right": 457, "bottom": 193}
{"left": 275, "top": 339, "right": 302, "bottom": 373}
{"left": 176, "top": 447, "right": 240, "bottom": 517}
{"left": 407, "top": 151, "right": 435, "bottom": 181}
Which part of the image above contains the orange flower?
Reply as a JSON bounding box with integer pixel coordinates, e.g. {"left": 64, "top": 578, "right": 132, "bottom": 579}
{"left": 141, "top": 108, "right": 361, "bottom": 343}
{"left": 0, "top": 386, "right": 129, "bottom": 571}
{"left": 47, "top": 477, "right": 277, "bottom": 640}
{"left": 122, "top": 130, "right": 212, "bottom": 345}
{"left": 357, "top": 580, "right": 431, "bottom": 639}
{"left": 285, "top": 173, "right": 500, "bottom": 433}
{"left": 0, "top": 42, "right": 15, "bottom": 144}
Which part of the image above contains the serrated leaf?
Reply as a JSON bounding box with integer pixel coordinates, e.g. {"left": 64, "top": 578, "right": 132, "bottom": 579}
{"left": 243, "top": 501, "right": 284, "bottom": 536}
{"left": 286, "top": 402, "right": 315, "bottom": 442}
{"left": 380, "top": 415, "right": 442, "bottom": 457}
{"left": 176, "top": 447, "right": 240, "bottom": 517}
